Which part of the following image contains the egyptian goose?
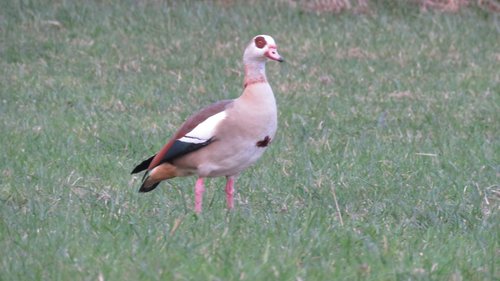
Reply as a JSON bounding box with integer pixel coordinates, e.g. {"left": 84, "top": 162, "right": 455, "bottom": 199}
{"left": 131, "top": 35, "right": 283, "bottom": 213}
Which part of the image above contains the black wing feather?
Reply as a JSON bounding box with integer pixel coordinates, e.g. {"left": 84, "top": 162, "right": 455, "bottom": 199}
{"left": 160, "top": 138, "right": 213, "bottom": 164}
{"left": 131, "top": 138, "right": 212, "bottom": 175}
{"left": 139, "top": 181, "right": 160, "bottom": 193}
{"left": 131, "top": 155, "right": 155, "bottom": 174}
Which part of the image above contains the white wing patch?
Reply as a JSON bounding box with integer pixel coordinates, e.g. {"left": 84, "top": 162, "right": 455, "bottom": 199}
{"left": 178, "top": 111, "right": 227, "bottom": 144}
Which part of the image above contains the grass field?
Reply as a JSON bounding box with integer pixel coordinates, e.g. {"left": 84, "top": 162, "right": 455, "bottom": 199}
{"left": 1, "top": 1, "right": 499, "bottom": 280}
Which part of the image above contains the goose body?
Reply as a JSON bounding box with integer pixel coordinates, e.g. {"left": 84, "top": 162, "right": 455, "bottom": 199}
{"left": 131, "top": 35, "right": 283, "bottom": 213}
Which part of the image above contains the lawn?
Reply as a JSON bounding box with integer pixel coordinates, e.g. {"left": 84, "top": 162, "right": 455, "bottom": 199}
{"left": 0, "top": 1, "right": 499, "bottom": 280}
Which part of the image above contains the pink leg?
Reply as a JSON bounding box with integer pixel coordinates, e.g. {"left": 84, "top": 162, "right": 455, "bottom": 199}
{"left": 225, "top": 176, "right": 235, "bottom": 210}
{"left": 194, "top": 178, "right": 205, "bottom": 214}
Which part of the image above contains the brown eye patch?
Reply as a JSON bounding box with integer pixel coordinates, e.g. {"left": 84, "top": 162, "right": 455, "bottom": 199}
{"left": 254, "top": 36, "right": 267, "bottom": 49}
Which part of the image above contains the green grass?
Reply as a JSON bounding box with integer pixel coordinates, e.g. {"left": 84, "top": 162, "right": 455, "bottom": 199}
{"left": 1, "top": 1, "right": 499, "bottom": 280}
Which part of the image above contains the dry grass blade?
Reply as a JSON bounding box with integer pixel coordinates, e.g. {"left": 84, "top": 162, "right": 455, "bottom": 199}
{"left": 169, "top": 216, "right": 184, "bottom": 236}
{"left": 330, "top": 184, "right": 344, "bottom": 226}
{"left": 388, "top": 91, "right": 414, "bottom": 99}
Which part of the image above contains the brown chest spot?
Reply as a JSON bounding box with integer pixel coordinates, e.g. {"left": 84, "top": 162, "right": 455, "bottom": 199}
{"left": 256, "top": 136, "right": 271, "bottom": 147}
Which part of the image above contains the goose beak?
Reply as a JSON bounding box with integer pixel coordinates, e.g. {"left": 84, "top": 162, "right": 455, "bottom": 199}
{"left": 265, "top": 48, "right": 284, "bottom": 62}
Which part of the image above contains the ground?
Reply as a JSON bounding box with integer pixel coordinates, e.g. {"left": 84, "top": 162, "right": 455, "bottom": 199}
{"left": 0, "top": 1, "right": 499, "bottom": 280}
